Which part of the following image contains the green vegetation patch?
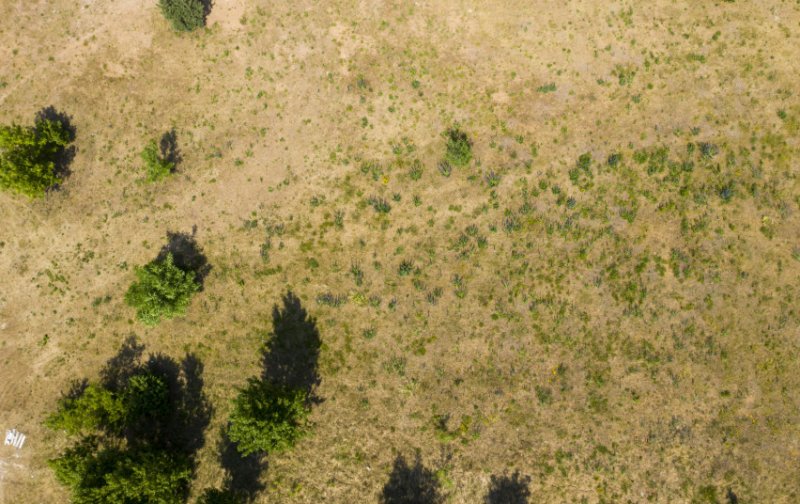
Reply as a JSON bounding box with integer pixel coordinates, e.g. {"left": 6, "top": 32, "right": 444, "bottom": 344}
{"left": 125, "top": 252, "right": 200, "bottom": 325}
{"left": 0, "top": 113, "right": 73, "bottom": 197}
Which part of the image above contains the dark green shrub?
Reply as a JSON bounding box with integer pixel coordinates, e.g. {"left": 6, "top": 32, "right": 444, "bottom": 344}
{"left": 444, "top": 127, "right": 473, "bottom": 167}
{"left": 141, "top": 139, "right": 174, "bottom": 182}
{"left": 125, "top": 252, "right": 200, "bottom": 325}
{"left": 0, "top": 116, "right": 73, "bottom": 197}
{"left": 49, "top": 440, "right": 192, "bottom": 504}
{"left": 158, "top": 0, "right": 206, "bottom": 32}
{"left": 227, "top": 378, "right": 309, "bottom": 456}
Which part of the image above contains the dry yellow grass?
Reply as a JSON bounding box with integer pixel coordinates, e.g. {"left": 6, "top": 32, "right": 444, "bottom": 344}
{"left": 1, "top": 1, "right": 799, "bottom": 503}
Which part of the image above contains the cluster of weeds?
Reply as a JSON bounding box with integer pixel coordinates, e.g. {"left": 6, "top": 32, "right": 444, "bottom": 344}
{"left": 316, "top": 292, "right": 347, "bottom": 307}
{"left": 568, "top": 153, "right": 593, "bottom": 190}
{"left": 367, "top": 196, "right": 391, "bottom": 214}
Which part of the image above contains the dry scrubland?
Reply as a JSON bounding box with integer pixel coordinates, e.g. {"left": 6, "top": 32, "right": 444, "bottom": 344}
{"left": 1, "top": 0, "right": 799, "bottom": 502}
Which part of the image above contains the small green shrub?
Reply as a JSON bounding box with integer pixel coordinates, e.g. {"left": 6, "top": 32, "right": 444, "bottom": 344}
{"left": 0, "top": 116, "right": 72, "bottom": 197}
{"left": 158, "top": 0, "right": 206, "bottom": 32}
{"left": 368, "top": 196, "right": 391, "bottom": 214}
{"left": 444, "top": 127, "right": 473, "bottom": 167}
{"left": 437, "top": 160, "right": 452, "bottom": 177}
{"left": 398, "top": 259, "right": 414, "bottom": 276}
{"left": 140, "top": 139, "right": 175, "bottom": 182}
{"left": 227, "top": 379, "right": 309, "bottom": 456}
{"left": 125, "top": 253, "right": 200, "bottom": 325}
{"left": 409, "top": 159, "right": 423, "bottom": 180}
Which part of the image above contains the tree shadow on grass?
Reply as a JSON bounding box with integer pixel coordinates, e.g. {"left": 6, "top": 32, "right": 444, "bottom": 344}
{"left": 159, "top": 128, "right": 182, "bottom": 168}
{"left": 204, "top": 292, "right": 320, "bottom": 501}
{"left": 199, "top": 0, "right": 213, "bottom": 20}
{"left": 99, "top": 334, "right": 145, "bottom": 392}
{"left": 260, "top": 291, "right": 321, "bottom": 403}
{"left": 35, "top": 105, "right": 76, "bottom": 183}
{"left": 484, "top": 471, "right": 531, "bottom": 504}
{"left": 380, "top": 454, "right": 444, "bottom": 504}
{"left": 157, "top": 227, "right": 212, "bottom": 287}
{"left": 215, "top": 429, "right": 267, "bottom": 502}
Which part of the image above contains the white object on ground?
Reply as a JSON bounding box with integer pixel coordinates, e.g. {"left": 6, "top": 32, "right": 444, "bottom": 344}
{"left": 3, "top": 430, "right": 25, "bottom": 449}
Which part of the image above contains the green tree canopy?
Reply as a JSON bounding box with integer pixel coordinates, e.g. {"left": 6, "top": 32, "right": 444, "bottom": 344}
{"left": 227, "top": 378, "right": 309, "bottom": 456}
{"left": 0, "top": 116, "right": 73, "bottom": 197}
{"left": 125, "top": 252, "right": 200, "bottom": 325}
{"left": 47, "top": 338, "right": 211, "bottom": 504}
{"left": 158, "top": 0, "right": 206, "bottom": 32}
{"left": 49, "top": 439, "right": 192, "bottom": 504}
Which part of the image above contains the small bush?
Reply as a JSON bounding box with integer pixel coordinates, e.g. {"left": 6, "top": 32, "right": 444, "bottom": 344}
{"left": 227, "top": 378, "right": 309, "bottom": 456}
{"left": 141, "top": 139, "right": 174, "bottom": 182}
{"left": 444, "top": 127, "right": 473, "bottom": 167}
{"left": 158, "top": 0, "right": 206, "bottom": 32}
{"left": 0, "top": 116, "right": 73, "bottom": 197}
{"left": 437, "top": 160, "right": 452, "bottom": 177}
{"left": 124, "top": 252, "right": 200, "bottom": 325}
{"left": 409, "top": 159, "right": 423, "bottom": 180}
{"left": 398, "top": 260, "right": 414, "bottom": 276}
{"left": 368, "top": 196, "right": 391, "bottom": 214}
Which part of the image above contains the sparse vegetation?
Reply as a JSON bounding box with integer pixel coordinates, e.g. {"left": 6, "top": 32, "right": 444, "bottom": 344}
{"left": 4, "top": 2, "right": 799, "bottom": 503}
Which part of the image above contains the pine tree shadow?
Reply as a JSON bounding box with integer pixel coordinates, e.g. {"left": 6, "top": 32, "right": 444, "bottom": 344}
{"left": 99, "top": 334, "right": 145, "bottom": 392}
{"left": 260, "top": 291, "right": 321, "bottom": 403}
{"left": 159, "top": 128, "right": 182, "bottom": 168}
{"left": 216, "top": 428, "right": 267, "bottom": 502}
{"left": 201, "top": 0, "right": 213, "bottom": 20}
{"left": 35, "top": 106, "right": 76, "bottom": 183}
{"left": 484, "top": 471, "right": 531, "bottom": 504}
{"left": 380, "top": 454, "right": 444, "bottom": 504}
{"left": 157, "top": 228, "right": 212, "bottom": 287}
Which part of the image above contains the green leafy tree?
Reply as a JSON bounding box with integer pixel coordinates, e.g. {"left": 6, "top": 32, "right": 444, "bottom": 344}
{"left": 140, "top": 139, "right": 174, "bottom": 182}
{"left": 125, "top": 253, "right": 200, "bottom": 325}
{"left": 227, "top": 378, "right": 309, "bottom": 456}
{"left": 444, "top": 127, "right": 473, "bottom": 167}
{"left": 0, "top": 117, "right": 72, "bottom": 197}
{"left": 49, "top": 440, "right": 192, "bottom": 504}
{"left": 158, "top": 0, "right": 206, "bottom": 32}
{"left": 45, "top": 385, "right": 125, "bottom": 435}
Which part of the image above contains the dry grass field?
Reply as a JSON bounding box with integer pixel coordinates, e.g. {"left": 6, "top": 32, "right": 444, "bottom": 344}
{"left": 1, "top": 0, "right": 799, "bottom": 502}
